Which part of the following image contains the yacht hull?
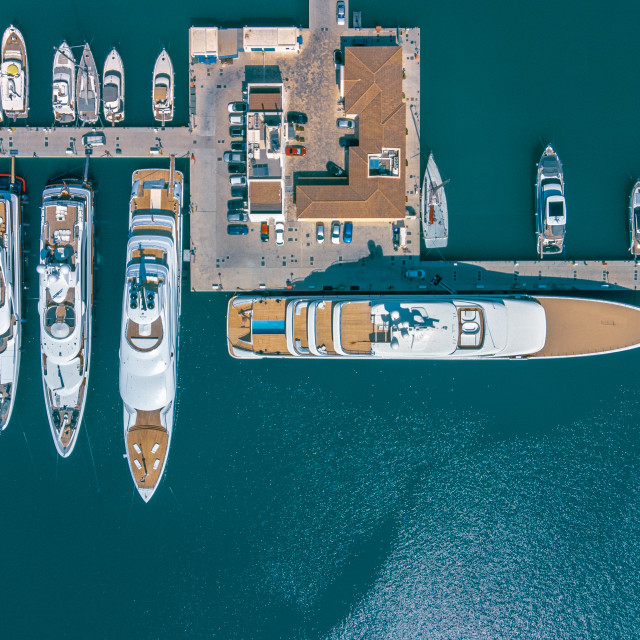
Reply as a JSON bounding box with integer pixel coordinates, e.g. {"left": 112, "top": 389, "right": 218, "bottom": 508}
{"left": 52, "top": 41, "right": 76, "bottom": 124}
{"left": 629, "top": 180, "right": 640, "bottom": 257}
{"left": 421, "top": 153, "right": 448, "bottom": 249}
{"left": 1, "top": 26, "right": 28, "bottom": 119}
{"left": 103, "top": 48, "right": 124, "bottom": 124}
{"left": 227, "top": 294, "right": 640, "bottom": 361}
{"left": 152, "top": 49, "right": 174, "bottom": 124}
{"left": 535, "top": 145, "right": 566, "bottom": 258}
{"left": 38, "top": 182, "right": 93, "bottom": 457}
{"left": 120, "top": 161, "right": 183, "bottom": 501}
{"left": 76, "top": 44, "right": 100, "bottom": 125}
{"left": 0, "top": 174, "right": 24, "bottom": 430}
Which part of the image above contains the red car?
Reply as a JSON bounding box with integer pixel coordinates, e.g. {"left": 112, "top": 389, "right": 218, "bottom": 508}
{"left": 285, "top": 145, "right": 306, "bottom": 156}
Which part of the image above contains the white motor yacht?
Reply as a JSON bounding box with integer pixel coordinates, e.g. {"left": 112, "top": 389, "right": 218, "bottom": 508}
{"left": 630, "top": 181, "right": 640, "bottom": 257}
{"left": 76, "top": 43, "right": 99, "bottom": 125}
{"left": 120, "top": 157, "right": 183, "bottom": 502}
{"left": 228, "top": 294, "right": 640, "bottom": 360}
{"left": 421, "top": 153, "right": 448, "bottom": 249}
{"left": 535, "top": 145, "right": 566, "bottom": 257}
{"left": 103, "top": 47, "right": 124, "bottom": 124}
{"left": 52, "top": 41, "right": 76, "bottom": 124}
{"left": 0, "top": 170, "right": 24, "bottom": 430}
{"left": 152, "top": 49, "right": 174, "bottom": 124}
{"left": 37, "top": 181, "right": 93, "bottom": 457}
{"left": 1, "top": 26, "right": 28, "bottom": 119}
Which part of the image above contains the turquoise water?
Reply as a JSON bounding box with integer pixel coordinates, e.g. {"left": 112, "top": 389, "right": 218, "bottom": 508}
{"left": 1, "top": 1, "right": 640, "bottom": 638}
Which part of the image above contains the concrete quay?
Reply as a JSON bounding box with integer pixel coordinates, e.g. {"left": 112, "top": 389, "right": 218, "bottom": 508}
{"left": 0, "top": 126, "right": 193, "bottom": 158}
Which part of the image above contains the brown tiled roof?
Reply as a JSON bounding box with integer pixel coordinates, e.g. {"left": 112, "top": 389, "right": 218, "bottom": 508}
{"left": 250, "top": 180, "right": 282, "bottom": 212}
{"left": 296, "top": 46, "right": 406, "bottom": 220}
{"left": 249, "top": 90, "right": 282, "bottom": 112}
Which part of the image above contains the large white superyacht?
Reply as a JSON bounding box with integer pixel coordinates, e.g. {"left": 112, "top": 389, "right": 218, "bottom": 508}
{"left": 119, "top": 158, "right": 183, "bottom": 502}
{"left": 0, "top": 171, "right": 24, "bottom": 430}
{"left": 228, "top": 295, "right": 640, "bottom": 360}
{"left": 37, "top": 181, "right": 93, "bottom": 457}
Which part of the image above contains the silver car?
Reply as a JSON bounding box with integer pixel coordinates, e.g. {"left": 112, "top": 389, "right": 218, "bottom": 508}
{"left": 337, "top": 118, "right": 355, "bottom": 129}
{"left": 336, "top": 1, "right": 345, "bottom": 26}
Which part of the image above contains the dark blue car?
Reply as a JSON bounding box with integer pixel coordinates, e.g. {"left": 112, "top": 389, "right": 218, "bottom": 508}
{"left": 227, "top": 224, "right": 248, "bottom": 235}
{"left": 343, "top": 221, "right": 353, "bottom": 243}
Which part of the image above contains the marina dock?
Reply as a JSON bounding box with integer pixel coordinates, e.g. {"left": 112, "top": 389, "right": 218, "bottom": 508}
{"left": 1, "top": 0, "right": 639, "bottom": 297}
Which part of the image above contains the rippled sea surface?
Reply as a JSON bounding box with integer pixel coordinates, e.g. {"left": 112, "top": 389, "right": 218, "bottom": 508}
{"left": 1, "top": 1, "right": 640, "bottom": 638}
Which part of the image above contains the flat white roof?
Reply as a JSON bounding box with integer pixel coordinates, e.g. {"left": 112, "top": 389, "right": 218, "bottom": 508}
{"left": 189, "top": 27, "right": 218, "bottom": 57}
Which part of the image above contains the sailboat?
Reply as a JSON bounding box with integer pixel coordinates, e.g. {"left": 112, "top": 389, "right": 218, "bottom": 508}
{"left": 0, "top": 26, "right": 28, "bottom": 119}
{"left": 37, "top": 180, "right": 93, "bottom": 457}
{"left": 421, "top": 153, "right": 449, "bottom": 249}
{"left": 0, "top": 165, "right": 24, "bottom": 430}
{"left": 152, "top": 49, "right": 174, "bottom": 124}
{"left": 52, "top": 41, "right": 76, "bottom": 124}
{"left": 103, "top": 47, "right": 124, "bottom": 124}
{"left": 76, "top": 43, "right": 100, "bottom": 125}
{"left": 120, "top": 157, "right": 183, "bottom": 501}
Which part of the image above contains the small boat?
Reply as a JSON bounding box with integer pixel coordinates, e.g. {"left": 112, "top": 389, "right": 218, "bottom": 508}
{"left": 52, "top": 41, "right": 76, "bottom": 124}
{"left": 0, "top": 169, "right": 25, "bottom": 430}
{"left": 421, "top": 153, "right": 448, "bottom": 249}
{"left": 37, "top": 181, "right": 93, "bottom": 457}
{"left": 630, "top": 181, "right": 640, "bottom": 257}
{"left": 103, "top": 47, "right": 124, "bottom": 124}
{"left": 0, "top": 26, "right": 28, "bottom": 119}
{"left": 535, "top": 145, "right": 566, "bottom": 257}
{"left": 152, "top": 49, "right": 174, "bottom": 124}
{"left": 120, "top": 157, "right": 183, "bottom": 501}
{"left": 76, "top": 43, "right": 100, "bottom": 125}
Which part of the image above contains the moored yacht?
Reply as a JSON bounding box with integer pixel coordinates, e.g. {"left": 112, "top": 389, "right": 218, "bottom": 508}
{"left": 152, "top": 49, "right": 174, "bottom": 124}
{"left": 37, "top": 181, "right": 93, "bottom": 456}
{"left": 103, "top": 47, "right": 124, "bottom": 124}
{"left": 120, "top": 157, "right": 183, "bottom": 502}
{"left": 52, "top": 41, "right": 76, "bottom": 124}
{"left": 535, "top": 145, "right": 566, "bottom": 257}
{"left": 228, "top": 294, "right": 640, "bottom": 360}
{"left": 630, "top": 180, "right": 640, "bottom": 257}
{"left": 76, "top": 43, "right": 99, "bottom": 125}
{"left": 421, "top": 153, "right": 448, "bottom": 249}
{"left": 0, "top": 171, "right": 25, "bottom": 430}
{"left": 1, "top": 26, "right": 28, "bottom": 119}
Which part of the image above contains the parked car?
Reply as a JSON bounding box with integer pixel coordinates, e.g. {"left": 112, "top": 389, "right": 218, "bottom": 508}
{"left": 287, "top": 111, "right": 308, "bottom": 125}
{"left": 227, "top": 224, "right": 248, "bottom": 235}
{"left": 331, "top": 221, "right": 340, "bottom": 244}
{"left": 227, "top": 199, "right": 247, "bottom": 211}
{"left": 229, "top": 174, "right": 247, "bottom": 186}
{"left": 340, "top": 138, "right": 359, "bottom": 148}
{"left": 404, "top": 269, "right": 426, "bottom": 279}
{"left": 230, "top": 186, "right": 247, "bottom": 199}
{"left": 285, "top": 145, "right": 306, "bottom": 156}
{"left": 228, "top": 163, "right": 246, "bottom": 174}
{"left": 343, "top": 221, "right": 353, "bottom": 243}
{"left": 275, "top": 221, "right": 285, "bottom": 246}
{"left": 229, "top": 126, "right": 244, "bottom": 138}
{"left": 228, "top": 101, "right": 248, "bottom": 113}
{"left": 336, "top": 0, "right": 345, "bottom": 25}
{"left": 230, "top": 141, "right": 246, "bottom": 152}
{"left": 392, "top": 226, "right": 400, "bottom": 250}
{"left": 229, "top": 114, "right": 246, "bottom": 125}
{"left": 227, "top": 211, "right": 249, "bottom": 223}
{"left": 82, "top": 132, "right": 105, "bottom": 147}
{"left": 261, "top": 222, "right": 269, "bottom": 242}
{"left": 316, "top": 222, "right": 325, "bottom": 244}
{"left": 337, "top": 118, "right": 355, "bottom": 129}
{"left": 326, "top": 161, "right": 345, "bottom": 177}
{"left": 223, "top": 151, "right": 244, "bottom": 163}
{"left": 333, "top": 49, "right": 342, "bottom": 68}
